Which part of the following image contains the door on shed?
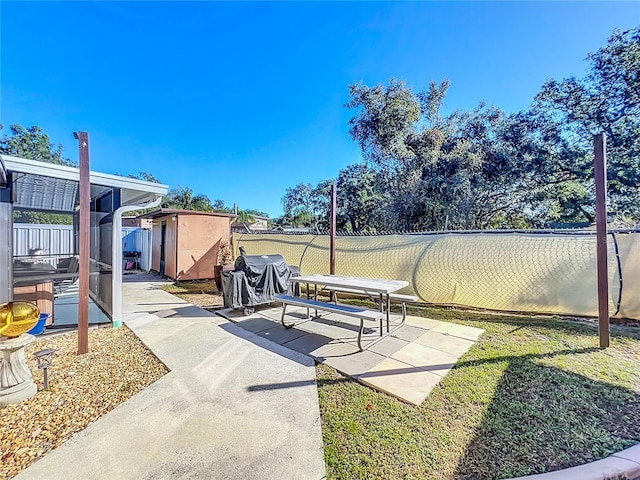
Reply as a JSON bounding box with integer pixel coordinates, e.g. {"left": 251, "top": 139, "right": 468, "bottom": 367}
{"left": 159, "top": 220, "right": 167, "bottom": 275}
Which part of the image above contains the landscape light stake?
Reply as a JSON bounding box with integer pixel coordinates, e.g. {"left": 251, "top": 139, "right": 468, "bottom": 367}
{"left": 34, "top": 348, "right": 58, "bottom": 390}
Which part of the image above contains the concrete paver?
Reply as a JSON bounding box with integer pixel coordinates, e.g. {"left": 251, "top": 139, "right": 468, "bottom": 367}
{"left": 367, "top": 336, "right": 409, "bottom": 357}
{"left": 391, "top": 324, "right": 429, "bottom": 342}
{"left": 320, "top": 348, "right": 386, "bottom": 377}
{"left": 221, "top": 304, "right": 484, "bottom": 405}
{"left": 16, "top": 274, "right": 326, "bottom": 480}
{"left": 414, "top": 330, "right": 476, "bottom": 355}
{"left": 391, "top": 343, "right": 460, "bottom": 377}
{"left": 431, "top": 321, "right": 484, "bottom": 341}
{"left": 256, "top": 325, "right": 309, "bottom": 344}
{"left": 283, "top": 332, "right": 337, "bottom": 355}
{"left": 358, "top": 357, "right": 443, "bottom": 405}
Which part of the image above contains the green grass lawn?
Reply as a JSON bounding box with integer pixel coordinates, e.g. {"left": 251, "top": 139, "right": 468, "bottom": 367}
{"left": 317, "top": 306, "right": 640, "bottom": 480}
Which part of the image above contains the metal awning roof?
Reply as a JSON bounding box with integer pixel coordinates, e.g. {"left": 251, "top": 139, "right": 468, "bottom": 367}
{"left": 1, "top": 154, "right": 169, "bottom": 212}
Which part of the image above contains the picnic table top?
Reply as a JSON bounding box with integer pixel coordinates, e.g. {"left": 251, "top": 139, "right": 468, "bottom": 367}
{"left": 290, "top": 274, "right": 408, "bottom": 294}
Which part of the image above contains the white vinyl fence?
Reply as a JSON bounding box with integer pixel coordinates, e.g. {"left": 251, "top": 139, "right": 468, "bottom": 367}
{"left": 13, "top": 223, "right": 153, "bottom": 272}
{"left": 13, "top": 224, "right": 74, "bottom": 266}
{"left": 122, "top": 227, "right": 153, "bottom": 271}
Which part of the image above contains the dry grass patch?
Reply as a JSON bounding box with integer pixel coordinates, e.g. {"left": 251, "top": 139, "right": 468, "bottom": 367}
{"left": 0, "top": 326, "right": 168, "bottom": 479}
{"left": 162, "top": 280, "right": 223, "bottom": 310}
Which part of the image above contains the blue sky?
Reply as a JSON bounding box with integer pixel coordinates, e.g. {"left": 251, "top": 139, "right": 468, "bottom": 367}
{"left": 1, "top": 2, "right": 638, "bottom": 218}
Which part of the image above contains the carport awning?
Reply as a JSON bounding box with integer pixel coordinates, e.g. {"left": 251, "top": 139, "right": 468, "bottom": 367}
{"left": 2, "top": 155, "right": 168, "bottom": 210}
{"left": 13, "top": 173, "right": 80, "bottom": 212}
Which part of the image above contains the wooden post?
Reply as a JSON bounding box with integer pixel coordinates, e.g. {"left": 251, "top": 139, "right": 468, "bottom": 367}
{"left": 77, "top": 132, "right": 90, "bottom": 355}
{"left": 594, "top": 133, "right": 609, "bottom": 349}
{"left": 329, "top": 183, "right": 336, "bottom": 275}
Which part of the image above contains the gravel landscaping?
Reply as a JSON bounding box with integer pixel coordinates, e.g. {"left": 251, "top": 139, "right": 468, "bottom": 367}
{"left": 0, "top": 326, "right": 168, "bottom": 479}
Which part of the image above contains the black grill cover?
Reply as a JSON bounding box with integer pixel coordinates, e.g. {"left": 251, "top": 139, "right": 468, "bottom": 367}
{"left": 221, "top": 254, "right": 293, "bottom": 309}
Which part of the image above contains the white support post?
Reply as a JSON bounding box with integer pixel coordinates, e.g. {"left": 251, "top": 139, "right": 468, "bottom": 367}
{"left": 111, "top": 195, "right": 163, "bottom": 327}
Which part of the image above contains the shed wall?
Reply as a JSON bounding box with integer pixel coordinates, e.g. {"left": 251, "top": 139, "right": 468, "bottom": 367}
{"left": 175, "top": 215, "right": 231, "bottom": 280}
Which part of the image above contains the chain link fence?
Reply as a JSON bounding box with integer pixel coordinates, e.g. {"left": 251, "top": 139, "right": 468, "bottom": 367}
{"left": 234, "top": 230, "right": 640, "bottom": 320}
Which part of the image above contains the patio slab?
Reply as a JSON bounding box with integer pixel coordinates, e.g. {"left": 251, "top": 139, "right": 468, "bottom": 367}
{"left": 391, "top": 342, "right": 460, "bottom": 377}
{"left": 219, "top": 305, "right": 484, "bottom": 405}
{"left": 17, "top": 275, "right": 326, "bottom": 480}
{"left": 317, "top": 346, "right": 386, "bottom": 377}
{"left": 358, "top": 357, "right": 444, "bottom": 405}
{"left": 431, "top": 321, "right": 484, "bottom": 341}
{"left": 414, "top": 330, "right": 477, "bottom": 355}
{"left": 282, "top": 331, "right": 337, "bottom": 355}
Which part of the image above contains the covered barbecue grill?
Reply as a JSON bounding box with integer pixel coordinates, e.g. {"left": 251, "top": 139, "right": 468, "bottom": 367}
{"left": 221, "top": 254, "right": 299, "bottom": 314}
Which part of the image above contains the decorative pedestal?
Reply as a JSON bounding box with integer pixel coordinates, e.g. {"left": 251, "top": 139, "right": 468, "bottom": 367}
{"left": 0, "top": 334, "right": 37, "bottom": 405}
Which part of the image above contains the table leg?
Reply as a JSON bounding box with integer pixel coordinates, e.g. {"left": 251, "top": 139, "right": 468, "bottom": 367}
{"left": 314, "top": 284, "right": 318, "bottom": 317}
{"left": 281, "top": 303, "right": 294, "bottom": 329}
{"left": 305, "top": 283, "right": 310, "bottom": 319}
{"left": 378, "top": 293, "right": 383, "bottom": 337}
{"left": 386, "top": 294, "right": 391, "bottom": 333}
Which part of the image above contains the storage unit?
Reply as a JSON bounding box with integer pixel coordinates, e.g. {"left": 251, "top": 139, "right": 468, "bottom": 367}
{"left": 139, "top": 209, "right": 237, "bottom": 281}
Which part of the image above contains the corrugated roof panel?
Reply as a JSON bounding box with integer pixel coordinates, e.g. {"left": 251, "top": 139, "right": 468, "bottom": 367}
{"left": 12, "top": 173, "right": 79, "bottom": 212}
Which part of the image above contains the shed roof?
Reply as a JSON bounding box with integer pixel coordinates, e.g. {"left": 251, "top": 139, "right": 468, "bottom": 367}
{"left": 138, "top": 208, "right": 238, "bottom": 219}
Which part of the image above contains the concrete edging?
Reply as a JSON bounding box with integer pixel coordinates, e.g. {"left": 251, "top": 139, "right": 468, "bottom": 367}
{"left": 512, "top": 444, "right": 640, "bottom": 480}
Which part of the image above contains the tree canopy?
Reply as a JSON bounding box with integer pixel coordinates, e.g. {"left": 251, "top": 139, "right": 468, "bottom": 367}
{"left": 0, "top": 124, "right": 75, "bottom": 167}
{"left": 279, "top": 25, "right": 640, "bottom": 231}
{"left": 1, "top": 125, "right": 76, "bottom": 223}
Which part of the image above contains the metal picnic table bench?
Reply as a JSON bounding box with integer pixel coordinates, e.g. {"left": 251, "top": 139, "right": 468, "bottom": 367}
{"left": 274, "top": 274, "right": 412, "bottom": 351}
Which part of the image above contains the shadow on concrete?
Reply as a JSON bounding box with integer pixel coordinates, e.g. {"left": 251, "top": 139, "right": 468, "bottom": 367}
{"left": 122, "top": 272, "right": 172, "bottom": 284}
{"left": 453, "top": 355, "right": 640, "bottom": 479}
{"left": 218, "top": 320, "right": 314, "bottom": 368}
{"left": 152, "top": 305, "right": 219, "bottom": 318}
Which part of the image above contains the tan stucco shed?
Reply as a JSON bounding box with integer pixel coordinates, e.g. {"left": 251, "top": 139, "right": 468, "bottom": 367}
{"left": 139, "top": 209, "right": 236, "bottom": 280}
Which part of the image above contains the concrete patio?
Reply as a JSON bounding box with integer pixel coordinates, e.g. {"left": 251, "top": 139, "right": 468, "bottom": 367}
{"left": 217, "top": 304, "right": 484, "bottom": 405}
{"left": 16, "top": 274, "right": 326, "bottom": 480}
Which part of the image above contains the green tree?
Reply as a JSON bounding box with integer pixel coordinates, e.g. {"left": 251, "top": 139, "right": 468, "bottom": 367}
{"left": 346, "top": 78, "right": 602, "bottom": 230}
{"left": 127, "top": 171, "right": 163, "bottom": 183}
{"left": 0, "top": 124, "right": 75, "bottom": 166}
{"left": 281, "top": 181, "right": 333, "bottom": 229}
{"left": 336, "top": 163, "right": 384, "bottom": 231}
{"left": 162, "top": 186, "right": 214, "bottom": 211}
{"left": 13, "top": 211, "right": 73, "bottom": 225}
{"left": 2, "top": 124, "right": 76, "bottom": 224}
{"left": 531, "top": 26, "right": 640, "bottom": 224}
{"left": 211, "top": 199, "right": 233, "bottom": 213}
{"left": 281, "top": 183, "right": 316, "bottom": 227}
{"left": 235, "top": 210, "right": 256, "bottom": 231}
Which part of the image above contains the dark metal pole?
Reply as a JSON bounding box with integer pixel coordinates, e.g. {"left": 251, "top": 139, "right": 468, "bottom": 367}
{"left": 77, "top": 132, "right": 90, "bottom": 355}
{"left": 330, "top": 183, "right": 336, "bottom": 275}
{"left": 594, "top": 133, "right": 609, "bottom": 349}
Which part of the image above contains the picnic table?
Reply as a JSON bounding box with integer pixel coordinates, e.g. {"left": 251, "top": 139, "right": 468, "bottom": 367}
{"left": 276, "top": 274, "right": 410, "bottom": 351}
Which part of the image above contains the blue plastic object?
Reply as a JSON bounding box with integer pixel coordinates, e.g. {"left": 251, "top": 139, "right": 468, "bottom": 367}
{"left": 27, "top": 313, "right": 50, "bottom": 335}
